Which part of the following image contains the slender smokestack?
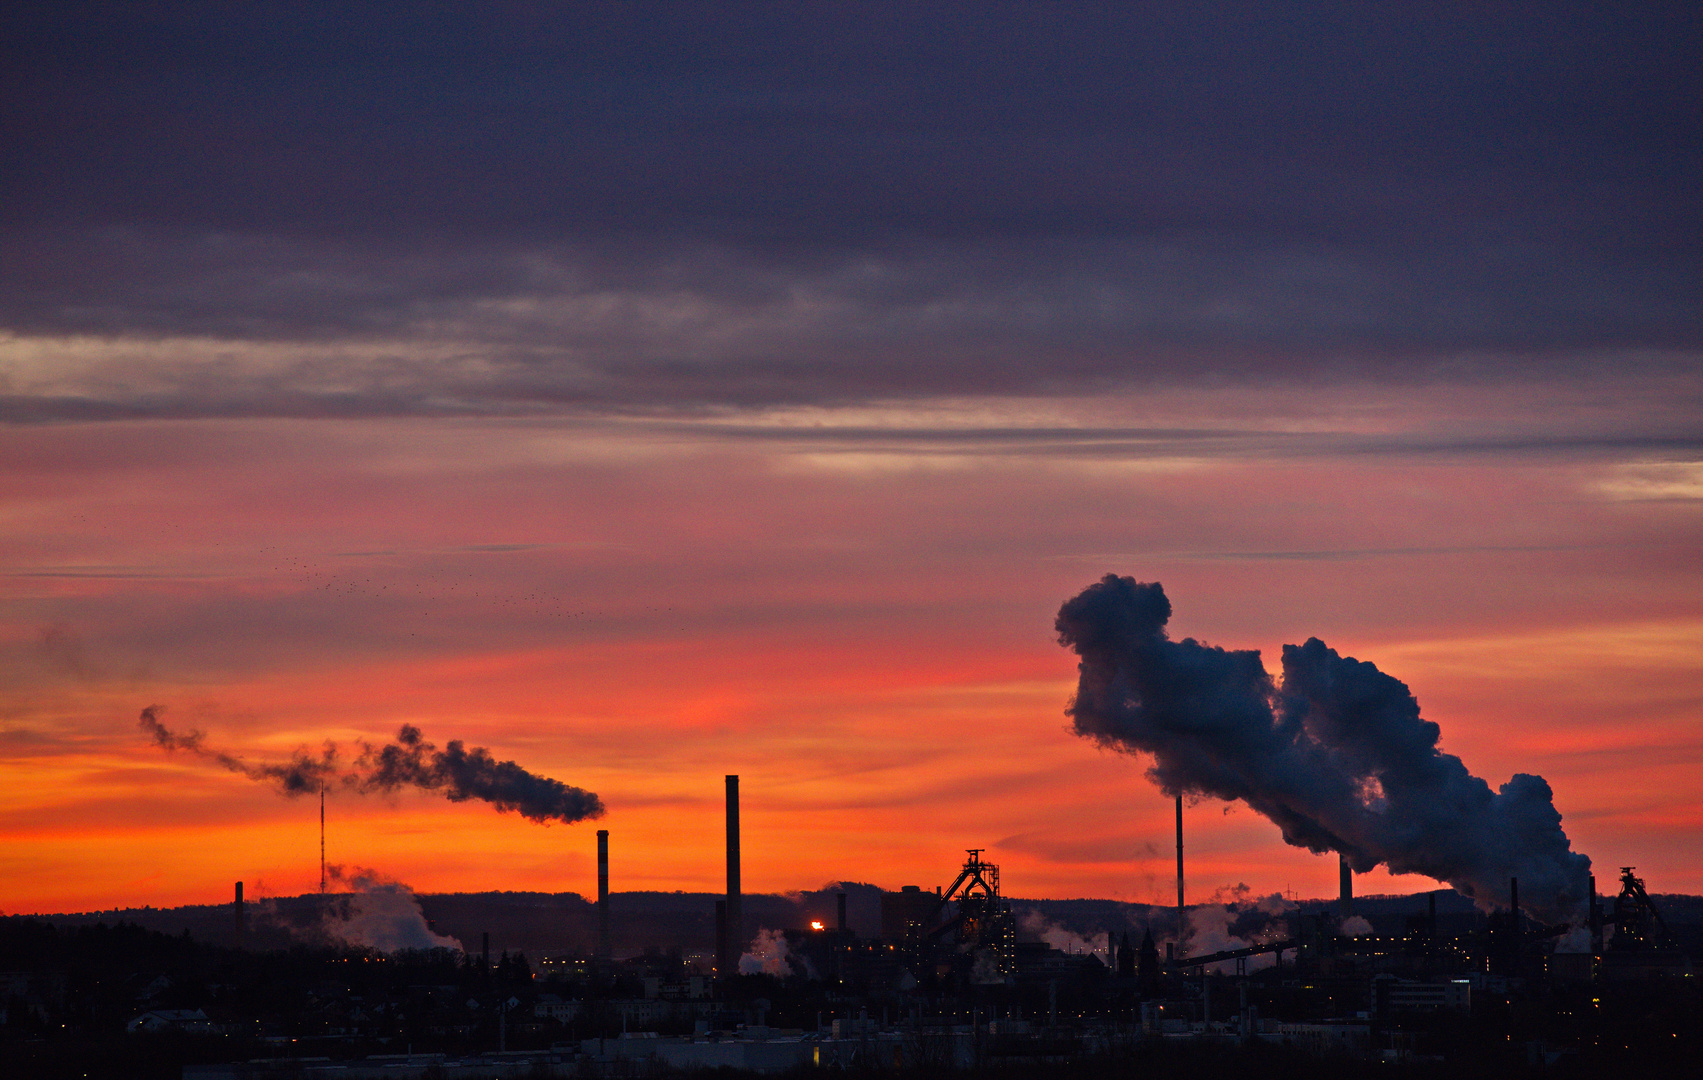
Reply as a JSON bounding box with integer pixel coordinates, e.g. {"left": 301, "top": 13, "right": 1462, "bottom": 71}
{"left": 1589, "top": 874, "right": 1601, "bottom": 953}
{"left": 1509, "top": 876, "right": 1519, "bottom": 922}
{"left": 715, "top": 900, "right": 728, "bottom": 975}
{"left": 1429, "top": 890, "right": 1437, "bottom": 938}
{"left": 1174, "top": 794, "right": 1185, "bottom": 956}
{"left": 1339, "top": 853, "right": 1353, "bottom": 918}
{"left": 837, "top": 891, "right": 847, "bottom": 933}
{"left": 597, "top": 829, "right": 611, "bottom": 960}
{"left": 725, "top": 775, "right": 742, "bottom": 970}
{"left": 482, "top": 931, "right": 490, "bottom": 975}
{"left": 233, "top": 881, "right": 244, "bottom": 948}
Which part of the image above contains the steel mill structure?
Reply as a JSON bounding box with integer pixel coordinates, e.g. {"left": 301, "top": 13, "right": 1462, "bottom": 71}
{"left": 128, "top": 775, "right": 1692, "bottom": 1076}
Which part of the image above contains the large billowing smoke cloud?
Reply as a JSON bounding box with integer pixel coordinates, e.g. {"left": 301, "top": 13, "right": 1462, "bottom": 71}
{"left": 139, "top": 706, "right": 604, "bottom": 824}
{"left": 1055, "top": 575, "right": 1591, "bottom": 923}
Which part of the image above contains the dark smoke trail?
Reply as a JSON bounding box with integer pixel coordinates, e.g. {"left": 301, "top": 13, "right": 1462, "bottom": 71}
{"left": 138, "top": 706, "right": 604, "bottom": 824}
{"left": 352, "top": 724, "right": 605, "bottom": 824}
{"left": 1054, "top": 575, "right": 1590, "bottom": 923}
{"left": 141, "top": 705, "right": 340, "bottom": 793}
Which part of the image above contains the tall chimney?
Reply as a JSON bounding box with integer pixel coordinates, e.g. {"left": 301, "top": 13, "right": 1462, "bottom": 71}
{"left": 1339, "top": 854, "right": 1353, "bottom": 919}
{"left": 597, "top": 829, "right": 611, "bottom": 960}
{"left": 837, "top": 891, "right": 848, "bottom": 933}
{"left": 1509, "top": 876, "right": 1519, "bottom": 923}
{"left": 1174, "top": 794, "right": 1185, "bottom": 956}
{"left": 715, "top": 900, "right": 728, "bottom": 975}
{"left": 725, "top": 775, "right": 742, "bottom": 971}
{"left": 1588, "top": 874, "right": 1601, "bottom": 953}
{"left": 233, "top": 881, "right": 245, "bottom": 948}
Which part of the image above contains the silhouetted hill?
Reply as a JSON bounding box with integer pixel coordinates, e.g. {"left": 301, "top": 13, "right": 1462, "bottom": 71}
{"left": 27, "top": 887, "right": 1703, "bottom": 960}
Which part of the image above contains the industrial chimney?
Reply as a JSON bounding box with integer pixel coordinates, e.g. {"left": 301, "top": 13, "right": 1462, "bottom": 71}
{"left": 715, "top": 900, "right": 728, "bottom": 975}
{"left": 1174, "top": 794, "right": 1185, "bottom": 957}
{"left": 597, "top": 829, "right": 611, "bottom": 960}
{"left": 725, "top": 775, "right": 742, "bottom": 972}
{"left": 1589, "top": 873, "right": 1601, "bottom": 953}
{"left": 1339, "top": 854, "right": 1353, "bottom": 918}
{"left": 233, "top": 881, "right": 245, "bottom": 949}
{"left": 837, "top": 891, "right": 848, "bottom": 933}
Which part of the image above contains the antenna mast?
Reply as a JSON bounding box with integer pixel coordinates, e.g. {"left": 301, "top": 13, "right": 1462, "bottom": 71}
{"left": 319, "top": 785, "right": 326, "bottom": 894}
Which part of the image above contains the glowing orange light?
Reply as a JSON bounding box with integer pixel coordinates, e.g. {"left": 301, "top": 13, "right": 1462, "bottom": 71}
{"left": 810, "top": 920, "right": 825, "bottom": 931}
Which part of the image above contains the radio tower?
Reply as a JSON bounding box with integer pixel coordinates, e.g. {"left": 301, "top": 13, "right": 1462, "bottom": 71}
{"left": 319, "top": 786, "right": 326, "bottom": 894}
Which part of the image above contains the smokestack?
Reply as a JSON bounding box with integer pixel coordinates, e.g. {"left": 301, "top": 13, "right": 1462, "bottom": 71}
{"left": 1339, "top": 854, "right": 1353, "bottom": 918}
{"left": 725, "top": 775, "right": 742, "bottom": 972}
{"left": 1589, "top": 874, "right": 1601, "bottom": 953}
{"left": 837, "top": 891, "right": 848, "bottom": 933}
{"left": 1428, "top": 890, "right": 1437, "bottom": 938}
{"left": 233, "top": 881, "right": 244, "bottom": 948}
{"left": 715, "top": 900, "right": 728, "bottom": 975}
{"left": 1509, "top": 876, "right": 1519, "bottom": 923}
{"left": 597, "top": 829, "right": 611, "bottom": 960}
{"left": 482, "top": 931, "right": 490, "bottom": 975}
{"left": 1175, "top": 794, "right": 1185, "bottom": 956}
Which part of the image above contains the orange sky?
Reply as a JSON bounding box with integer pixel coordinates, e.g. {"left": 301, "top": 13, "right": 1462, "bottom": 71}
{"left": 3, "top": 388, "right": 1699, "bottom": 916}
{"left": 4, "top": 6, "right": 1699, "bottom": 929}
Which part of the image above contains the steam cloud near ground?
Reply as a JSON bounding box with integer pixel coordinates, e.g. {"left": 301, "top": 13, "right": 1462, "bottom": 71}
{"left": 1056, "top": 576, "right": 1591, "bottom": 923}
{"left": 245, "top": 867, "right": 463, "bottom": 954}
{"left": 740, "top": 928, "right": 811, "bottom": 978}
{"left": 139, "top": 706, "right": 603, "bottom": 824}
{"left": 1018, "top": 910, "right": 1110, "bottom": 960}
{"left": 319, "top": 867, "right": 465, "bottom": 953}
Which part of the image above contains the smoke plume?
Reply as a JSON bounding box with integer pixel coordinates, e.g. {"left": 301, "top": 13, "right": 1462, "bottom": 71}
{"left": 739, "top": 928, "right": 804, "bottom": 978}
{"left": 1186, "top": 905, "right": 1289, "bottom": 972}
{"left": 1055, "top": 575, "right": 1590, "bottom": 923}
{"left": 320, "top": 866, "right": 464, "bottom": 953}
{"left": 1018, "top": 909, "right": 1108, "bottom": 960}
{"left": 139, "top": 706, "right": 604, "bottom": 824}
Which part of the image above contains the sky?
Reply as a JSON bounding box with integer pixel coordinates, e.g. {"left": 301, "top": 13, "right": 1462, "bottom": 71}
{"left": 1, "top": 3, "right": 1699, "bottom": 917}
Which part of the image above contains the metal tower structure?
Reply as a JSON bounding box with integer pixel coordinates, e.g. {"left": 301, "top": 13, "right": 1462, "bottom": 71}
{"left": 926, "top": 849, "right": 1016, "bottom": 976}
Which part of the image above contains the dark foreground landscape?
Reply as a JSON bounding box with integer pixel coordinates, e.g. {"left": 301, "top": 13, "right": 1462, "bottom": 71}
{"left": 4, "top": 877, "right": 1699, "bottom": 1079}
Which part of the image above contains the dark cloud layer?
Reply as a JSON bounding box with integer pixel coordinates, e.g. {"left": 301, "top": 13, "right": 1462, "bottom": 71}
{"left": 1055, "top": 575, "right": 1591, "bottom": 922}
{"left": 3, "top": 4, "right": 1698, "bottom": 415}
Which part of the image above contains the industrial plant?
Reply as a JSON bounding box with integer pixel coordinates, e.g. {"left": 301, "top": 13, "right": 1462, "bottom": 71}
{"left": 3, "top": 771, "right": 1696, "bottom": 1079}
{"left": 4, "top": 580, "right": 1693, "bottom": 1077}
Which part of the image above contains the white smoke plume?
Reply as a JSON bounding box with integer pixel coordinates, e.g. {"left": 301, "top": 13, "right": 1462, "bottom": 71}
{"left": 320, "top": 866, "right": 464, "bottom": 953}
{"left": 1184, "top": 895, "right": 1296, "bottom": 973}
{"left": 1019, "top": 909, "right": 1110, "bottom": 963}
{"left": 1338, "top": 915, "right": 1374, "bottom": 937}
{"left": 1555, "top": 926, "right": 1592, "bottom": 953}
{"left": 969, "top": 947, "right": 1006, "bottom": 986}
{"left": 738, "top": 928, "right": 800, "bottom": 977}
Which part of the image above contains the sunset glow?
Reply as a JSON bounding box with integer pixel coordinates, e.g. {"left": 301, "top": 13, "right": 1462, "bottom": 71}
{"left": 2, "top": 6, "right": 1698, "bottom": 919}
